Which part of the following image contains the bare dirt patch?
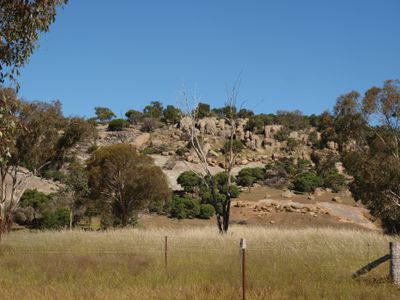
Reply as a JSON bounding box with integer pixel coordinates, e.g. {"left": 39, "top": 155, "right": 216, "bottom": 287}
{"left": 139, "top": 186, "right": 379, "bottom": 231}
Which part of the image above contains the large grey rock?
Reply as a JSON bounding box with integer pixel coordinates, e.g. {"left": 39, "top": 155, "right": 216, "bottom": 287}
{"left": 179, "top": 116, "right": 193, "bottom": 133}
{"left": 264, "top": 125, "right": 283, "bottom": 139}
{"left": 327, "top": 141, "right": 338, "bottom": 150}
{"left": 205, "top": 118, "right": 217, "bottom": 134}
{"left": 281, "top": 190, "right": 294, "bottom": 198}
{"left": 202, "top": 143, "right": 211, "bottom": 156}
{"left": 217, "top": 119, "right": 225, "bottom": 129}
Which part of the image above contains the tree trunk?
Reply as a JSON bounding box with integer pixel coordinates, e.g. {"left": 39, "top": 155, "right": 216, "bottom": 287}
{"left": 121, "top": 215, "right": 128, "bottom": 227}
{"left": 216, "top": 214, "right": 223, "bottom": 233}
{"left": 69, "top": 210, "right": 73, "bottom": 230}
{"left": 223, "top": 199, "right": 231, "bottom": 232}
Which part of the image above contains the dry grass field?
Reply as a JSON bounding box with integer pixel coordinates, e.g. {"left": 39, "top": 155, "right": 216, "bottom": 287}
{"left": 0, "top": 227, "right": 399, "bottom": 299}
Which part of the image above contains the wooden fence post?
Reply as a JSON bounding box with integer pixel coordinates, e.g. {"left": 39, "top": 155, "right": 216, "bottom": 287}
{"left": 390, "top": 242, "right": 400, "bottom": 286}
{"left": 240, "top": 238, "right": 246, "bottom": 300}
{"left": 165, "top": 236, "right": 168, "bottom": 271}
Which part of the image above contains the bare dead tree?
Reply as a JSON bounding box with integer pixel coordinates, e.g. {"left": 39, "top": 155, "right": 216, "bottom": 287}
{"left": 181, "top": 81, "right": 243, "bottom": 233}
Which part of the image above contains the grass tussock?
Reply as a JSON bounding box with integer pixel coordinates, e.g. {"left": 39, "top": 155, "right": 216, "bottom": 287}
{"left": 0, "top": 226, "right": 399, "bottom": 299}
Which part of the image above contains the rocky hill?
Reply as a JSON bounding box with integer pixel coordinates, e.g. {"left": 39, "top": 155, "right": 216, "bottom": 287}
{"left": 72, "top": 116, "right": 346, "bottom": 192}
{"left": 23, "top": 114, "right": 378, "bottom": 231}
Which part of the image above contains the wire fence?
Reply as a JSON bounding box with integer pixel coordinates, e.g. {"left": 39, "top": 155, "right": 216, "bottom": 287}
{"left": 0, "top": 238, "right": 389, "bottom": 265}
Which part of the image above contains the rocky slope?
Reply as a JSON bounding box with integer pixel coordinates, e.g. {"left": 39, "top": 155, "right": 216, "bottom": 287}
{"left": 76, "top": 117, "right": 346, "bottom": 191}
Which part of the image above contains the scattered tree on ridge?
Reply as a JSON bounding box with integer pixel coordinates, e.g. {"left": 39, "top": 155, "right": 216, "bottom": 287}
{"left": 94, "top": 107, "right": 116, "bottom": 124}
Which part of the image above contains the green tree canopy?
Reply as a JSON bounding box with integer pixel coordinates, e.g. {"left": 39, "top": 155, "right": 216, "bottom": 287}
{"left": 163, "top": 105, "right": 182, "bottom": 124}
{"left": 143, "top": 101, "right": 163, "bottom": 119}
{"left": 125, "top": 109, "right": 143, "bottom": 125}
{"left": 87, "top": 144, "right": 171, "bottom": 227}
{"left": 236, "top": 167, "right": 265, "bottom": 191}
{"left": 177, "top": 171, "right": 202, "bottom": 193}
{"left": 196, "top": 103, "right": 210, "bottom": 118}
{"left": 94, "top": 107, "right": 116, "bottom": 124}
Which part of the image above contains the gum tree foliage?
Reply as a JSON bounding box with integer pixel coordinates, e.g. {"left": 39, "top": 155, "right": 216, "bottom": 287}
{"left": 237, "top": 108, "right": 254, "bottom": 119}
{"left": 293, "top": 172, "right": 322, "bottom": 193}
{"left": 94, "top": 107, "right": 115, "bottom": 124}
{"left": 143, "top": 101, "right": 163, "bottom": 119}
{"left": 14, "top": 189, "right": 69, "bottom": 230}
{"left": 177, "top": 171, "right": 202, "bottom": 193}
{"left": 244, "top": 113, "right": 274, "bottom": 133}
{"left": 169, "top": 195, "right": 200, "bottom": 219}
{"left": 55, "top": 116, "right": 97, "bottom": 168}
{"left": 14, "top": 189, "right": 51, "bottom": 227}
{"left": 87, "top": 144, "right": 171, "bottom": 228}
{"left": 0, "top": 89, "right": 94, "bottom": 233}
{"left": 236, "top": 167, "right": 265, "bottom": 191}
{"left": 108, "top": 118, "right": 129, "bottom": 131}
{"left": 0, "top": 0, "right": 68, "bottom": 88}
{"left": 125, "top": 109, "right": 143, "bottom": 125}
{"left": 199, "top": 172, "right": 240, "bottom": 218}
{"left": 196, "top": 102, "right": 210, "bottom": 118}
{"left": 212, "top": 105, "right": 237, "bottom": 119}
{"left": 57, "top": 163, "right": 89, "bottom": 229}
{"left": 169, "top": 195, "right": 215, "bottom": 220}
{"left": 275, "top": 110, "right": 309, "bottom": 131}
{"left": 163, "top": 105, "right": 181, "bottom": 124}
{"left": 336, "top": 80, "right": 400, "bottom": 232}
{"left": 274, "top": 127, "right": 290, "bottom": 142}
{"left": 265, "top": 158, "right": 311, "bottom": 187}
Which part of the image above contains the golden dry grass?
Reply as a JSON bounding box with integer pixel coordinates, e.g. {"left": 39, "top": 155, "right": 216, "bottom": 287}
{"left": 0, "top": 226, "right": 399, "bottom": 299}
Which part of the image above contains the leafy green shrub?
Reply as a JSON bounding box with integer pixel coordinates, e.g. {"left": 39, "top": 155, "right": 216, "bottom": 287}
{"left": 175, "top": 146, "right": 188, "bottom": 157}
{"left": 275, "top": 110, "right": 309, "bottom": 130}
{"left": 199, "top": 204, "right": 215, "bottom": 219}
{"left": 244, "top": 114, "right": 274, "bottom": 133}
{"left": 323, "top": 172, "right": 346, "bottom": 192}
{"left": 274, "top": 128, "right": 290, "bottom": 142}
{"left": 222, "top": 139, "right": 244, "bottom": 154}
{"left": 197, "top": 103, "right": 210, "bottom": 118}
{"left": 286, "top": 138, "right": 299, "bottom": 150}
{"left": 140, "top": 117, "right": 161, "bottom": 132}
{"left": 108, "top": 118, "right": 129, "bottom": 131}
{"left": 169, "top": 196, "right": 200, "bottom": 219}
{"left": 143, "top": 101, "right": 163, "bottom": 119}
{"left": 211, "top": 105, "right": 237, "bottom": 119}
{"left": 308, "top": 130, "right": 320, "bottom": 147}
{"left": 237, "top": 108, "right": 254, "bottom": 119}
{"left": 236, "top": 167, "right": 266, "bottom": 190}
{"left": 95, "top": 107, "right": 115, "bottom": 124}
{"left": 177, "top": 171, "right": 202, "bottom": 193}
{"left": 17, "top": 190, "right": 71, "bottom": 230}
{"left": 293, "top": 172, "right": 322, "bottom": 193}
{"left": 15, "top": 189, "right": 52, "bottom": 228}
{"left": 43, "top": 170, "right": 66, "bottom": 182}
{"left": 229, "top": 184, "right": 240, "bottom": 198}
{"left": 125, "top": 109, "right": 143, "bottom": 124}
{"left": 163, "top": 105, "right": 181, "bottom": 124}
{"left": 20, "top": 189, "right": 50, "bottom": 209}
{"left": 41, "top": 208, "right": 70, "bottom": 230}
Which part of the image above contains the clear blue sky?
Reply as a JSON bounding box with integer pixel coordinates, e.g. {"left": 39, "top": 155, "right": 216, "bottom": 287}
{"left": 16, "top": 0, "right": 400, "bottom": 118}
